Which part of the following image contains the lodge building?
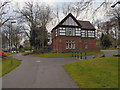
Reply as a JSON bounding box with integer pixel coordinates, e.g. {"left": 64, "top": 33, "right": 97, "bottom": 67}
{"left": 51, "top": 13, "right": 97, "bottom": 53}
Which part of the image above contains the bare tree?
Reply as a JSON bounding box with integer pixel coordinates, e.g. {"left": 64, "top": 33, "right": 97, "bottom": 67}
{"left": 52, "top": 1, "right": 92, "bottom": 27}
{"left": 39, "top": 4, "right": 52, "bottom": 48}
{"left": 91, "top": 0, "right": 112, "bottom": 19}
{"left": 52, "top": 5, "right": 61, "bottom": 24}
{"left": 2, "top": 22, "right": 24, "bottom": 51}
{"left": 0, "top": 1, "right": 12, "bottom": 27}
{"left": 62, "top": 2, "right": 72, "bottom": 16}
{"left": 62, "top": 1, "right": 93, "bottom": 19}
{"left": 16, "top": 2, "right": 53, "bottom": 50}
{"left": 2, "top": 32, "right": 9, "bottom": 49}
{"left": 15, "top": 2, "right": 39, "bottom": 50}
{"left": 2, "top": 23, "right": 10, "bottom": 49}
{"left": 107, "top": 6, "right": 120, "bottom": 46}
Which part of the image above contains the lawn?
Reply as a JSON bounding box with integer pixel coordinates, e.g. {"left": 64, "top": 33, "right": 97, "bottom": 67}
{"left": 4, "top": 52, "right": 16, "bottom": 56}
{"left": 63, "top": 56, "right": 118, "bottom": 88}
{"left": 26, "top": 51, "right": 103, "bottom": 58}
{"left": 0, "top": 57, "right": 21, "bottom": 77}
{"left": 21, "top": 51, "right": 32, "bottom": 56}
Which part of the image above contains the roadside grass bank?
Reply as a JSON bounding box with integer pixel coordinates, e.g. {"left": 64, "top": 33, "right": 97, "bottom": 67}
{"left": 63, "top": 56, "right": 118, "bottom": 88}
{"left": 22, "top": 51, "right": 103, "bottom": 58}
{"left": 21, "top": 51, "right": 32, "bottom": 56}
{"left": 4, "top": 52, "right": 17, "bottom": 56}
{"left": 0, "top": 57, "right": 21, "bottom": 77}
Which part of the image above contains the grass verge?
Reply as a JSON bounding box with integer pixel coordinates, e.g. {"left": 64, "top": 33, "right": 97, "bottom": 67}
{"left": 0, "top": 57, "right": 21, "bottom": 77}
{"left": 26, "top": 51, "right": 103, "bottom": 58}
{"left": 21, "top": 51, "right": 32, "bottom": 56}
{"left": 63, "top": 56, "right": 118, "bottom": 88}
{"left": 4, "top": 52, "right": 16, "bottom": 56}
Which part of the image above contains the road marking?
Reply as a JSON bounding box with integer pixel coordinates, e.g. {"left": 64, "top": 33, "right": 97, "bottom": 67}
{"left": 36, "top": 61, "right": 41, "bottom": 62}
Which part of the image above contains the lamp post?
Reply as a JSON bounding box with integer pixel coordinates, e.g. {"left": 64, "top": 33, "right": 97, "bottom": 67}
{"left": 10, "top": 21, "right": 16, "bottom": 65}
{"left": 10, "top": 21, "right": 16, "bottom": 52}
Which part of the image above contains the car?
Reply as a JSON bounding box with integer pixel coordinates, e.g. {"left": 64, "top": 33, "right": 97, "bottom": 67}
{"left": 2, "top": 48, "right": 8, "bottom": 52}
{"left": 0, "top": 49, "right": 6, "bottom": 57}
{"left": 11, "top": 51, "right": 16, "bottom": 53}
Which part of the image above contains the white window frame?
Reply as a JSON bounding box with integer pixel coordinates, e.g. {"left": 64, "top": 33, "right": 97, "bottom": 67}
{"left": 66, "top": 40, "right": 75, "bottom": 49}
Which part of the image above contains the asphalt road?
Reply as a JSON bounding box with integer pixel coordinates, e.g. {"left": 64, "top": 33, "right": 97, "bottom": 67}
{"left": 2, "top": 54, "right": 79, "bottom": 88}
{"left": 2, "top": 49, "right": 118, "bottom": 88}
{"left": 101, "top": 49, "right": 119, "bottom": 56}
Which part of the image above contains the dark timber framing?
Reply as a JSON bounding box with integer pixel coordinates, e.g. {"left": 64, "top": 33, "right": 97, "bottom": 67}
{"left": 52, "top": 13, "right": 95, "bottom": 38}
{"left": 51, "top": 13, "right": 97, "bottom": 53}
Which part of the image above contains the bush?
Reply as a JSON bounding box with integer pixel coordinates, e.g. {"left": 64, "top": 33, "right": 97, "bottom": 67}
{"left": 100, "top": 34, "right": 112, "bottom": 49}
{"left": 32, "top": 46, "right": 51, "bottom": 54}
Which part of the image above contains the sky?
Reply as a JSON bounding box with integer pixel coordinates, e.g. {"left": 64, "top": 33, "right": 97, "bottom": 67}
{"left": 3, "top": 0, "right": 118, "bottom": 32}
{"left": 1, "top": 0, "right": 118, "bottom": 45}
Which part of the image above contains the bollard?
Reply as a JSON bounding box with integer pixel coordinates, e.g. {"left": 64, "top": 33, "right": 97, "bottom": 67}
{"left": 11, "top": 55, "right": 13, "bottom": 65}
{"left": 77, "top": 52, "right": 79, "bottom": 58}
{"left": 72, "top": 51, "right": 73, "bottom": 57}
{"left": 80, "top": 52, "right": 82, "bottom": 59}
{"left": 85, "top": 52, "right": 87, "bottom": 59}
{"left": 75, "top": 52, "right": 76, "bottom": 57}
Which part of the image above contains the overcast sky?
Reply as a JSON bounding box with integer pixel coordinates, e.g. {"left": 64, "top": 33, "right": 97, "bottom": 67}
{"left": 4, "top": 0, "right": 118, "bottom": 32}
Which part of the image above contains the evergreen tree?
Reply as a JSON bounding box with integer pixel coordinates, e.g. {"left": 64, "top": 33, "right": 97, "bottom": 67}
{"left": 100, "top": 33, "right": 112, "bottom": 49}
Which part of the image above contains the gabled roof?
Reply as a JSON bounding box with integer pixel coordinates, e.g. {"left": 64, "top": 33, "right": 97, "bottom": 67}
{"left": 52, "top": 13, "right": 81, "bottom": 31}
{"left": 52, "top": 13, "right": 95, "bottom": 32}
{"left": 78, "top": 20, "right": 95, "bottom": 30}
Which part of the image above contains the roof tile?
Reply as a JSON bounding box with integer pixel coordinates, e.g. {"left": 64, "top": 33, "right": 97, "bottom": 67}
{"left": 78, "top": 20, "right": 95, "bottom": 30}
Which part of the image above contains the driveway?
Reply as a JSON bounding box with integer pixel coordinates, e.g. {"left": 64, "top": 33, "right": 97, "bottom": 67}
{"left": 2, "top": 54, "right": 79, "bottom": 88}
{"left": 2, "top": 50, "right": 118, "bottom": 88}
{"left": 101, "top": 49, "right": 119, "bottom": 56}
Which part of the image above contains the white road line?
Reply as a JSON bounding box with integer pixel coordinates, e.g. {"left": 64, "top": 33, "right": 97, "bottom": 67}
{"left": 36, "top": 61, "right": 41, "bottom": 62}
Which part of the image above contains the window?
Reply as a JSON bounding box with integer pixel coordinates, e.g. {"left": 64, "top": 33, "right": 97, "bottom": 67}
{"left": 56, "top": 27, "right": 81, "bottom": 36}
{"left": 69, "top": 41, "right": 72, "bottom": 49}
{"left": 66, "top": 40, "right": 75, "bottom": 49}
{"left": 81, "top": 30, "right": 88, "bottom": 37}
{"left": 81, "top": 30, "right": 86, "bottom": 37}
{"left": 55, "top": 29, "right": 58, "bottom": 36}
{"left": 75, "top": 28, "right": 81, "bottom": 36}
{"left": 60, "top": 33, "right": 65, "bottom": 35}
{"left": 72, "top": 40, "right": 75, "bottom": 49}
{"left": 88, "top": 30, "right": 95, "bottom": 37}
{"left": 66, "top": 40, "right": 69, "bottom": 49}
{"left": 59, "top": 27, "right": 65, "bottom": 36}
{"left": 69, "top": 28, "right": 72, "bottom": 36}
{"left": 72, "top": 28, "right": 75, "bottom": 36}
{"left": 66, "top": 27, "right": 69, "bottom": 36}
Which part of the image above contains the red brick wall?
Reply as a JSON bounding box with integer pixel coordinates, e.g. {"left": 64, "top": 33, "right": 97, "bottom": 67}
{"left": 80, "top": 38, "right": 97, "bottom": 51}
{"left": 55, "top": 36, "right": 81, "bottom": 52}
{"left": 52, "top": 29, "right": 56, "bottom": 39}
{"left": 52, "top": 29, "right": 98, "bottom": 53}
